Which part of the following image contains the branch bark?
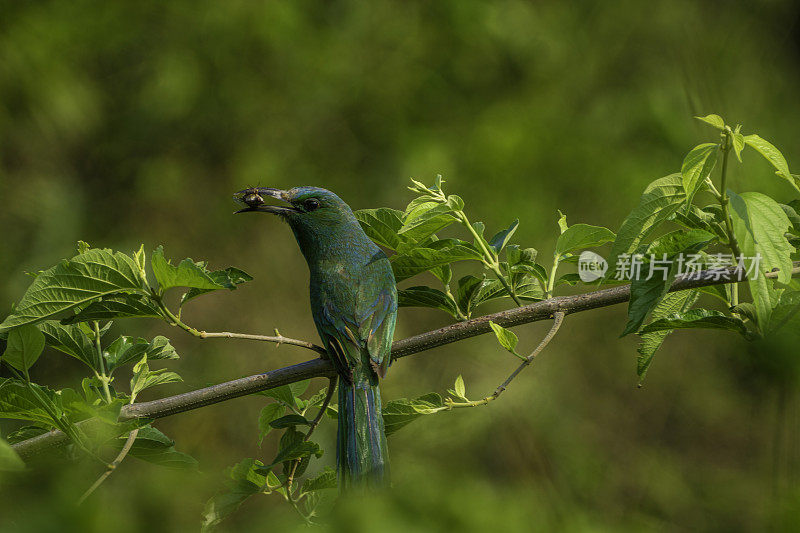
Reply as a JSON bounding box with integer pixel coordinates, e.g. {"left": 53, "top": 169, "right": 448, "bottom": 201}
{"left": 12, "top": 264, "right": 800, "bottom": 458}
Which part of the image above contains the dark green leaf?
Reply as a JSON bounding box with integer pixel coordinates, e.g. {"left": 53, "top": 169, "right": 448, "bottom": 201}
{"left": 488, "top": 219, "right": 519, "bottom": 253}
{"left": 0, "top": 378, "right": 63, "bottom": 425}
{"left": 38, "top": 321, "right": 98, "bottom": 370}
{"left": 300, "top": 467, "right": 337, "bottom": 494}
{"left": 269, "top": 414, "right": 311, "bottom": 429}
{"left": 109, "top": 426, "right": 198, "bottom": 469}
{"left": 637, "top": 289, "right": 699, "bottom": 382}
{"left": 2, "top": 325, "right": 45, "bottom": 372}
{"left": 61, "top": 294, "right": 162, "bottom": 324}
{"left": 639, "top": 309, "right": 751, "bottom": 337}
{"left": 106, "top": 335, "right": 178, "bottom": 373}
{"left": 257, "top": 403, "right": 285, "bottom": 445}
{"left": 397, "top": 286, "right": 459, "bottom": 318}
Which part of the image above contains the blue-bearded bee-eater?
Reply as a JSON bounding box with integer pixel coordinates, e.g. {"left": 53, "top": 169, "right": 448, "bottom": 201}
{"left": 234, "top": 186, "right": 396, "bottom": 488}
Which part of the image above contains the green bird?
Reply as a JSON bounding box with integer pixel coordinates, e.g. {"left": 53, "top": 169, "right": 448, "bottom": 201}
{"left": 235, "top": 186, "right": 396, "bottom": 488}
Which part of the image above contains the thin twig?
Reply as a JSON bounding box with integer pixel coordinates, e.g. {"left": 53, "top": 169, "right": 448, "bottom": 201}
{"left": 77, "top": 428, "right": 140, "bottom": 505}
{"left": 441, "top": 311, "right": 565, "bottom": 410}
{"left": 197, "top": 331, "right": 327, "bottom": 355}
{"left": 13, "top": 263, "right": 800, "bottom": 459}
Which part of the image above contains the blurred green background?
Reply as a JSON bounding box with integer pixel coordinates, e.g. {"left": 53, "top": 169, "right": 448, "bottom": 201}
{"left": 2, "top": 0, "right": 800, "bottom": 531}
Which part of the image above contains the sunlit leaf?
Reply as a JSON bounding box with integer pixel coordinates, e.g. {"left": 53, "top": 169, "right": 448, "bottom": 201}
{"left": 0, "top": 248, "right": 147, "bottom": 332}
{"left": 681, "top": 143, "right": 718, "bottom": 207}
{"left": 151, "top": 246, "right": 225, "bottom": 292}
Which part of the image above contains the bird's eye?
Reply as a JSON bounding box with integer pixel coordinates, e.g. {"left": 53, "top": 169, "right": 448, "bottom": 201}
{"left": 303, "top": 198, "right": 321, "bottom": 211}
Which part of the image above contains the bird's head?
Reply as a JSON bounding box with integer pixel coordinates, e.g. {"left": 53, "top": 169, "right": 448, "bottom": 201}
{"left": 234, "top": 186, "right": 362, "bottom": 250}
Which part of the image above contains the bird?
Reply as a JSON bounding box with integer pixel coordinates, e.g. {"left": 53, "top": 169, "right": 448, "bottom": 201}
{"left": 234, "top": 186, "right": 396, "bottom": 488}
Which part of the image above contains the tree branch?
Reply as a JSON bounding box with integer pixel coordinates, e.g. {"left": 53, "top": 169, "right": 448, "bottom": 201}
{"left": 12, "top": 264, "right": 800, "bottom": 459}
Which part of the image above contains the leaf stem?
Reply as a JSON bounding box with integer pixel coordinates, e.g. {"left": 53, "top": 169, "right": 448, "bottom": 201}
{"left": 717, "top": 127, "right": 743, "bottom": 260}
{"left": 93, "top": 322, "right": 113, "bottom": 404}
{"left": 456, "top": 210, "right": 523, "bottom": 306}
{"left": 716, "top": 127, "right": 743, "bottom": 308}
{"left": 545, "top": 255, "right": 561, "bottom": 298}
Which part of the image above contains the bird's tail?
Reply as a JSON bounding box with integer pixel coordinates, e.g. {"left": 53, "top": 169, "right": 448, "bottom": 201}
{"left": 336, "top": 375, "right": 389, "bottom": 488}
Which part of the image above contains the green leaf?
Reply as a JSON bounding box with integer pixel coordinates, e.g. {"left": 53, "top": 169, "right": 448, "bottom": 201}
{"left": 488, "top": 220, "right": 519, "bottom": 253}
{"left": 0, "top": 436, "right": 24, "bottom": 471}
{"left": 300, "top": 467, "right": 337, "bottom": 494}
{"left": 109, "top": 426, "right": 198, "bottom": 469}
{"left": 60, "top": 294, "right": 163, "bottom": 324}
{"left": 621, "top": 229, "right": 715, "bottom": 336}
{"left": 106, "top": 335, "right": 178, "bottom": 373}
{"left": 181, "top": 267, "right": 253, "bottom": 306}
{"left": 39, "top": 321, "right": 98, "bottom": 370}
{"left": 637, "top": 289, "right": 699, "bottom": 382}
{"left": 695, "top": 114, "right": 725, "bottom": 130}
{"left": 608, "top": 174, "right": 686, "bottom": 271}
{"left": 489, "top": 321, "right": 522, "bottom": 358}
{"left": 506, "top": 245, "right": 537, "bottom": 266}
{"left": 2, "top": 325, "right": 45, "bottom": 373}
{"left": 555, "top": 224, "right": 616, "bottom": 255}
{"left": 556, "top": 210, "right": 568, "bottom": 234}
{"left": 639, "top": 309, "right": 751, "bottom": 338}
{"left": 556, "top": 273, "right": 582, "bottom": 286}
{"left": 397, "top": 287, "right": 459, "bottom": 318}
{"left": 355, "top": 208, "right": 404, "bottom": 250}
{"left": 257, "top": 403, "right": 285, "bottom": 445}
{"left": 383, "top": 393, "right": 444, "bottom": 436}
{"left": 0, "top": 248, "right": 146, "bottom": 332}
{"left": 266, "top": 439, "right": 322, "bottom": 468}
{"left": 730, "top": 191, "right": 794, "bottom": 330}
{"left": 150, "top": 246, "right": 225, "bottom": 292}
{"left": 732, "top": 132, "right": 745, "bottom": 162}
{"left": 269, "top": 414, "right": 310, "bottom": 429}
{"left": 0, "top": 378, "right": 64, "bottom": 425}
{"left": 391, "top": 239, "right": 482, "bottom": 281}
{"left": 453, "top": 375, "right": 466, "bottom": 400}
{"left": 398, "top": 201, "right": 457, "bottom": 244}
{"left": 768, "top": 290, "right": 800, "bottom": 336}
{"left": 130, "top": 357, "right": 182, "bottom": 399}
{"left": 202, "top": 459, "right": 270, "bottom": 532}
{"left": 681, "top": 143, "right": 719, "bottom": 207}
{"left": 744, "top": 134, "right": 800, "bottom": 192}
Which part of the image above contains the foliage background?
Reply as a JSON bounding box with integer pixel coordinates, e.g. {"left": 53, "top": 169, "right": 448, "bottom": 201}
{"left": 1, "top": 1, "right": 800, "bottom": 531}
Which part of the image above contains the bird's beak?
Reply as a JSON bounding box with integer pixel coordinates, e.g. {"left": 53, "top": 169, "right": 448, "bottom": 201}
{"left": 233, "top": 187, "right": 297, "bottom": 215}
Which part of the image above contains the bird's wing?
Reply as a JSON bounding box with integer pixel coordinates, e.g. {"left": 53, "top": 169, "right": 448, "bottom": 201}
{"left": 317, "top": 285, "right": 396, "bottom": 381}
{"left": 357, "top": 287, "right": 396, "bottom": 379}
